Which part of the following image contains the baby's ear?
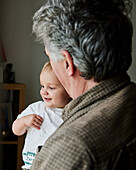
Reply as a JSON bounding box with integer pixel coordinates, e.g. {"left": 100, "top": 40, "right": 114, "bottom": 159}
{"left": 62, "top": 50, "right": 75, "bottom": 76}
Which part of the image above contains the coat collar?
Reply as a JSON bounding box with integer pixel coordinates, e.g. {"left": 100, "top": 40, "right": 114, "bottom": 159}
{"left": 62, "top": 72, "right": 130, "bottom": 122}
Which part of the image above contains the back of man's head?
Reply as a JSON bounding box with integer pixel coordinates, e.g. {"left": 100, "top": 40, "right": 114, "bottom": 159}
{"left": 33, "top": 0, "right": 133, "bottom": 82}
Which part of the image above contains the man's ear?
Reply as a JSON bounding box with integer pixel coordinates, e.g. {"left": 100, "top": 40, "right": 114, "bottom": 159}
{"left": 62, "top": 50, "right": 75, "bottom": 76}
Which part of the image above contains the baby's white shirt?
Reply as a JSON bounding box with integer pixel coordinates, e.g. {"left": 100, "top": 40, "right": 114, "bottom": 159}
{"left": 17, "top": 101, "right": 63, "bottom": 169}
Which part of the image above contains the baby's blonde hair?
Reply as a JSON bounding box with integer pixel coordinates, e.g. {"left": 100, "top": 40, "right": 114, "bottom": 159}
{"left": 41, "top": 61, "right": 52, "bottom": 72}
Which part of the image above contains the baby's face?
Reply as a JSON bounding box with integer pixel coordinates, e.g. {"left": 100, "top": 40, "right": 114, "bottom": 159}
{"left": 40, "top": 69, "right": 71, "bottom": 108}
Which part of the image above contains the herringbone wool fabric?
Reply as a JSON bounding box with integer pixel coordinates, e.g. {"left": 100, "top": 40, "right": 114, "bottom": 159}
{"left": 30, "top": 72, "right": 136, "bottom": 170}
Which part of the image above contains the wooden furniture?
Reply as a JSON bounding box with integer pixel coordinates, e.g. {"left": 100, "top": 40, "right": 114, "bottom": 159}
{"left": 0, "top": 83, "right": 26, "bottom": 170}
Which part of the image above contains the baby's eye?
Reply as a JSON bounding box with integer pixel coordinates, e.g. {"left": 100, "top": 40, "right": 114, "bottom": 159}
{"left": 41, "top": 85, "right": 44, "bottom": 88}
{"left": 49, "top": 87, "right": 55, "bottom": 90}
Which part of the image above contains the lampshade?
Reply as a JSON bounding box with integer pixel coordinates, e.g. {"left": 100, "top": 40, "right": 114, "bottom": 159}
{"left": 0, "top": 39, "right": 7, "bottom": 62}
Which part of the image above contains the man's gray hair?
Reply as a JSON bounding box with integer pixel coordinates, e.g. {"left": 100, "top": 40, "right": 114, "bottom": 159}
{"left": 32, "top": 0, "right": 133, "bottom": 81}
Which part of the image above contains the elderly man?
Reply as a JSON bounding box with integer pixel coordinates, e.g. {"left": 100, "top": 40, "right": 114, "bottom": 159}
{"left": 31, "top": 0, "right": 136, "bottom": 169}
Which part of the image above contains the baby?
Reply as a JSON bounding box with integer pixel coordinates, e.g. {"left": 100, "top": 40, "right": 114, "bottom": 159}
{"left": 12, "top": 62, "right": 71, "bottom": 169}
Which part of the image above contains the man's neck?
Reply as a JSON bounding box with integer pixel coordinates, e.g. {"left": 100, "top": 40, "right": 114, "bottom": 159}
{"left": 72, "top": 75, "right": 100, "bottom": 99}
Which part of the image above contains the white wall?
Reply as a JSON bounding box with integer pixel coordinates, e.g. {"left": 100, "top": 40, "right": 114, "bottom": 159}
{"left": 0, "top": 0, "right": 136, "bottom": 107}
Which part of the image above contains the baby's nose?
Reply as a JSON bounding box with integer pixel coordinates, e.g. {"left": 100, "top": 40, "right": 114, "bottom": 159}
{"left": 42, "top": 87, "right": 48, "bottom": 95}
{"left": 44, "top": 90, "right": 48, "bottom": 95}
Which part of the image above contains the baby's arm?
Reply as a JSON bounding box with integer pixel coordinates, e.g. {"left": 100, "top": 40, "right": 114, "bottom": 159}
{"left": 12, "top": 114, "right": 43, "bottom": 136}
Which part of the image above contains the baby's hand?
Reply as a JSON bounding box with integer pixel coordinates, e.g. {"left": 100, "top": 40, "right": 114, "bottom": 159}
{"left": 23, "top": 114, "right": 43, "bottom": 130}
